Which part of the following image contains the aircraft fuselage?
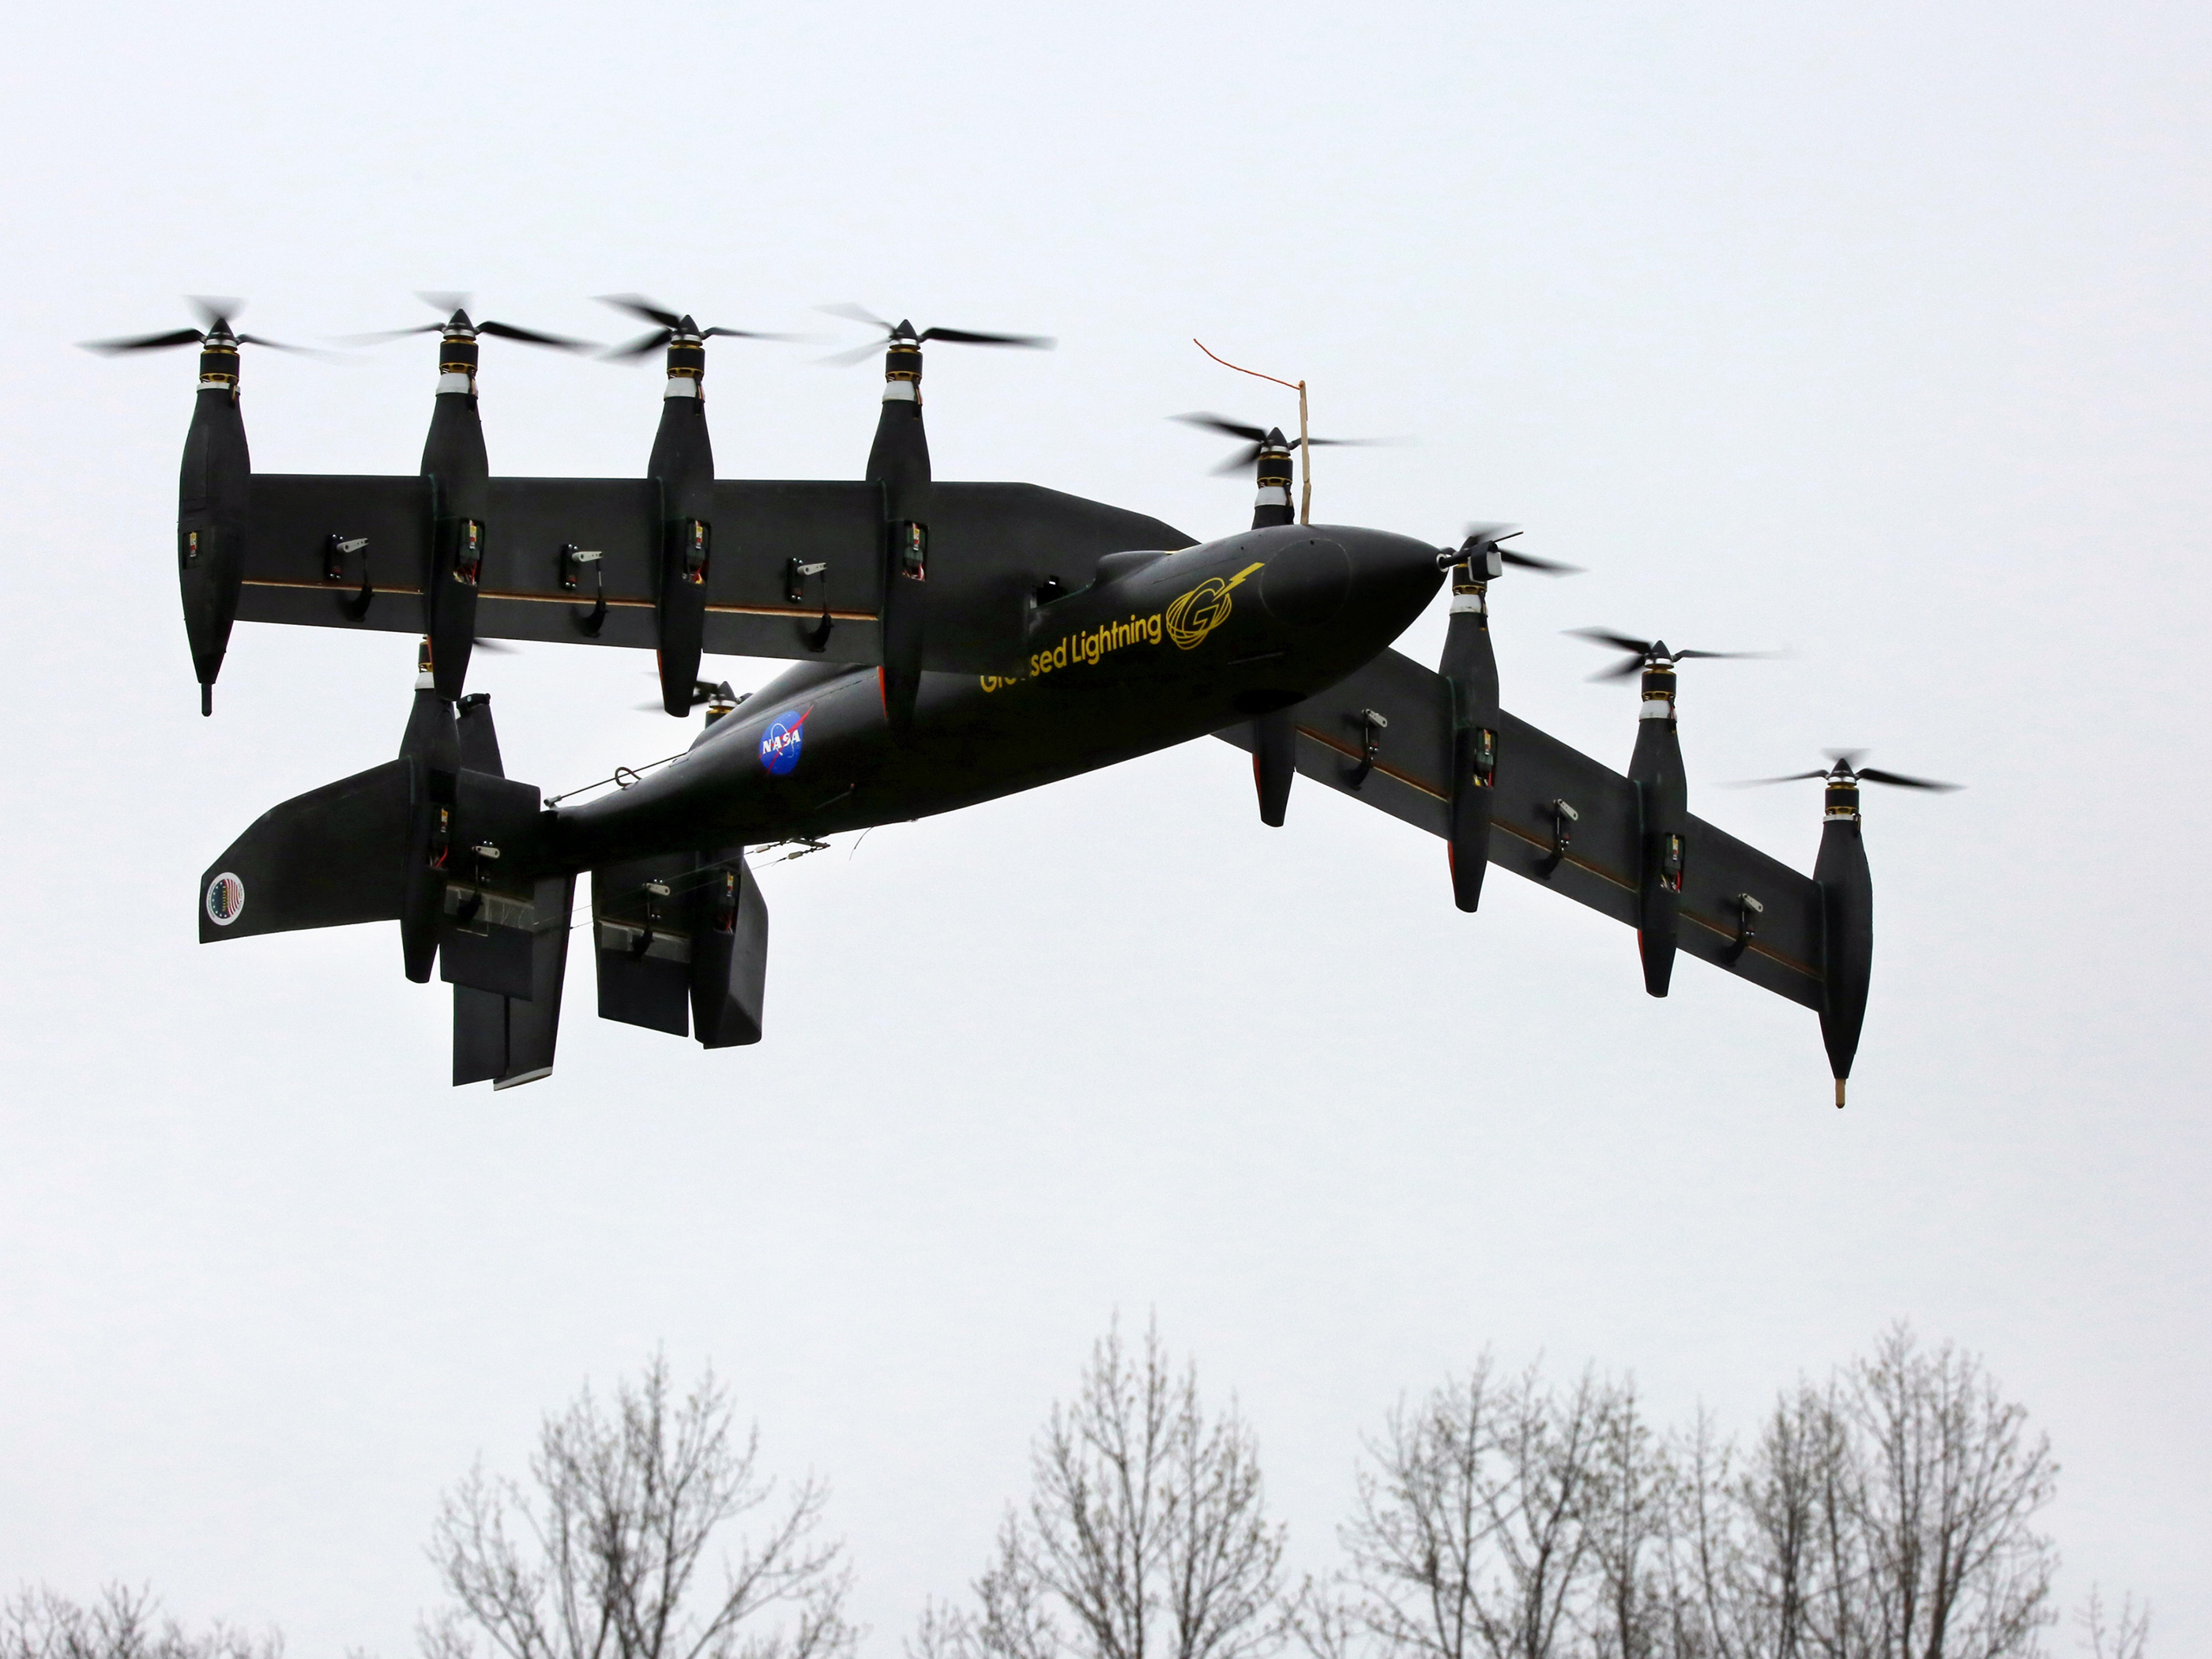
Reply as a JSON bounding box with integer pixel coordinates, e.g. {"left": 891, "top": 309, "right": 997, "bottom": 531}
{"left": 551, "top": 522, "right": 1443, "bottom": 870}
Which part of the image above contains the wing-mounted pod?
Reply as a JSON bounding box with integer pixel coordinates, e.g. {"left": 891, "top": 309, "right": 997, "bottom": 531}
{"left": 1168, "top": 412, "right": 1392, "bottom": 814}
{"left": 826, "top": 307, "right": 1054, "bottom": 728}
{"left": 590, "top": 848, "right": 768, "bottom": 1048}
{"left": 397, "top": 638, "right": 461, "bottom": 980}
{"left": 596, "top": 298, "right": 802, "bottom": 717}
{"left": 1574, "top": 630, "right": 1769, "bottom": 995}
{"left": 647, "top": 321, "right": 716, "bottom": 717}
{"left": 1439, "top": 547, "right": 1501, "bottom": 912}
{"left": 1736, "top": 750, "right": 1955, "bottom": 1105}
{"left": 339, "top": 299, "right": 592, "bottom": 701}
{"left": 1627, "top": 660, "right": 1689, "bottom": 995}
{"left": 81, "top": 300, "right": 308, "bottom": 714}
{"left": 1436, "top": 528, "right": 1578, "bottom": 908}
{"left": 418, "top": 315, "right": 495, "bottom": 702}
{"left": 177, "top": 325, "right": 254, "bottom": 716}
{"left": 867, "top": 324, "right": 934, "bottom": 729}
{"left": 1241, "top": 433, "right": 1305, "bottom": 818}
{"left": 1815, "top": 773, "right": 1872, "bottom": 1108}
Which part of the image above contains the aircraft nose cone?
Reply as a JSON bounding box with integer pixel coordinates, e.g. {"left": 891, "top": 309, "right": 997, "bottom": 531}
{"left": 1330, "top": 525, "right": 1447, "bottom": 634}
{"left": 1258, "top": 534, "right": 1353, "bottom": 629}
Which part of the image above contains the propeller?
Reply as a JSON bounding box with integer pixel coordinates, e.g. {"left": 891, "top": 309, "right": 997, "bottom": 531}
{"left": 595, "top": 295, "right": 803, "bottom": 361}
{"left": 1736, "top": 750, "right": 1962, "bottom": 792}
{"left": 1568, "top": 629, "right": 1775, "bottom": 682}
{"left": 1169, "top": 412, "right": 1390, "bottom": 477}
{"left": 335, "top": 292, "right": 596, "bottom": 351}
{"left": 80, "top": 295, "right": 310, "bottom": 355}
{"left": 1446, "top": 523, "right": 1582, "bottom": 576}
{"left": 816, "top": 303, "right": 1055, "bottom": 367}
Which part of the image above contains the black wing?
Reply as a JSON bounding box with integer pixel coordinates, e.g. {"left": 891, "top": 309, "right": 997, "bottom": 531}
{"left": 1215, "top": 648, "right": 1825, "bottom": 1010}
{"left": 235, "top": 476, "right": 1194, "bottom": 672}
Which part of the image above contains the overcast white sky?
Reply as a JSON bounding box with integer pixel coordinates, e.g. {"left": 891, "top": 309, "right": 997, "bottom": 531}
{"left": 2, "top": 0, "right": 2205, "bottom": 1651}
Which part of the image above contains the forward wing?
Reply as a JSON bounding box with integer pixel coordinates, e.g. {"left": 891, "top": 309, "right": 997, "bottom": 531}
{"left": 1216, "top": 649, "right": 1826, "bottom": 1010}
{"left": 235, "top": 476, "right": 1194, "bottom": 670}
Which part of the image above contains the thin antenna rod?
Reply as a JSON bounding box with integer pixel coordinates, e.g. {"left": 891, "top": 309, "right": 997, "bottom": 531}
{"left": 1193, "top": 340, "right": 1313, "bottom": 525}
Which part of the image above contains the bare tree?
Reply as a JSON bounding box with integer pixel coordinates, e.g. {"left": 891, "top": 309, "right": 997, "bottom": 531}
{"left": 1655, "top": 1330, "right": 2057, "bottom": 1659}
{"left": 0, "top": 1585, "right": 279, "bottom": 1659}
{"left": 1582, "top": 1381, "right": 1668, "bottom": 1659}
{"left": 2074, "top": 1587, "right": 2149, "bottom": 1659}
{"left": 420, "top": 1353, "right": 852, "bottom": 1659}
{"left": 1317, "top": 1356, "right": 1631, "bottom": 1659}
{"left": 1315, "top": 1332, "right": 2065, "bottom": 1659}
{"left": 930, "top": 1318, "right": 1285, "bottom": 1659}
{"left": 1840, "top": 1326, "right": 2057, "bottom": 1659}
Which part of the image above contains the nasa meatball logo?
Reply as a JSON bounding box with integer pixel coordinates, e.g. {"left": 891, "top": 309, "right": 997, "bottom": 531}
{"left": 758, "top": 707, "right": 813, "bottom": 776}
{"left": 205, "top": 871, "right": 246, "bottom": 927}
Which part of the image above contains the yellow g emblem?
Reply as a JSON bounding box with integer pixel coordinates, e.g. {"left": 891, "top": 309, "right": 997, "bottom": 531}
{"left": 1165, "top": 562, "right": 1265, "bottom": 651}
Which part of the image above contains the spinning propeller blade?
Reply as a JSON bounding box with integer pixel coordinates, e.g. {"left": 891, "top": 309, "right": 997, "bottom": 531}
{"left": 337, "top": 293, "right": 596, "bottom": 352}
{"left": 1569, "top": 629, "right": 1774, "bottom": 680}
{"left": 1172, "top": 411, "right": 1392, "bottom": 476}
{"left": 593, "top": 296, "right": 803, "bottom": 362}
{"left": 1729, "top": 751, "right": 1962, "bottom": 791}
{"left": 817, "top": 304, "right": 1056, "bottom": 365}
{"left": 80, "top": 297, "right": 311, "bottom": 356}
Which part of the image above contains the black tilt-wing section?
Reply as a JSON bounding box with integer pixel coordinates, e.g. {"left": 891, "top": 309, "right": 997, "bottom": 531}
{"left": 1216, "top": 649, "right": 1825, "bottom": 1010}
{"left": 235, "top": 476, "right": 1191, "bottom": 672}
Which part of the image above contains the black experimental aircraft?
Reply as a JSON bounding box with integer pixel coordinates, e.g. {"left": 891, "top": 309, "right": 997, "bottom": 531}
{"left": 101, "top": 296, "right": 1930, "bottom": 1100}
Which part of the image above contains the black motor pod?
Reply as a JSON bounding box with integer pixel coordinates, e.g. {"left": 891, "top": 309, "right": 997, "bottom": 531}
{"left": 1814, "top": 777, "right": 1874, "bottom": 1107}
{"left": 1251, "top": 706, "right": 1296, "bottom": 826}
{"left": 868, "top": 327, "right": 931, "bottom": 730}
{"left": 177, "top": 329, "right": 252, "bottom": 714}
{"left": 422, "top": 324, "right": 489, "bottom": 702}
{"left": 398, "top": 644, "right": 459, "bottom": 982}
{"left": 1439, "top": 560, "right": 1500, "bottom": 912}
{"left": 1628, "top": 664, "right": 1687, "bottom": 995}
{"left": 1250, "top": 430, "right": 1296, "bottom": 530}
{"left": 651, "top": 322, "right": 715, "bottom": 717}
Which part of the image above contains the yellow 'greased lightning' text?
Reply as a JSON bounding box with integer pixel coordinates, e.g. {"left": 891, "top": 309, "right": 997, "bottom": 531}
{"left": 978, "top": 562, "right": 1266, "bottom": 693}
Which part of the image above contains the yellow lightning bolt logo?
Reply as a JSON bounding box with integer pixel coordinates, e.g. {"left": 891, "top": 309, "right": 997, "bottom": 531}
{"left": 1164, "top": 562, "right": 1265, "bottom": 651}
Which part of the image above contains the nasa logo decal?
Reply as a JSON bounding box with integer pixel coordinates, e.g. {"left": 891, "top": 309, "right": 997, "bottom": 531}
{"left": 758, "top": 706, "right": 813, "bottom": 776}
{"left": 205, "top": 871, "right": 246, "bottom": 927}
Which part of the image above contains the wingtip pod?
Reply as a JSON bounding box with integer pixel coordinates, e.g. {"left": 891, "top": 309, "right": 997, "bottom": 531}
{"left": 1815, "top": 788, "right": 1873, "bottom": 1111}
